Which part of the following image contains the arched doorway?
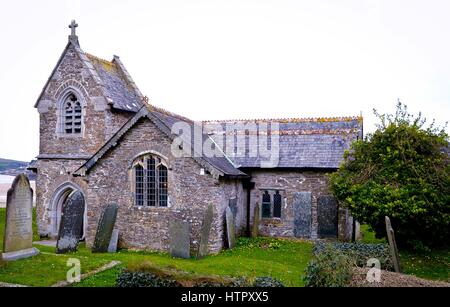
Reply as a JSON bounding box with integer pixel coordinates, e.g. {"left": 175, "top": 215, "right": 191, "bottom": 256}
{"left": 50, "top": 182, "right": 86, "bottom": 239}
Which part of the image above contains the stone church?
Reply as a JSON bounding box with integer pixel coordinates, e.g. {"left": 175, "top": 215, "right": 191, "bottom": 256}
{"left": 29, "top": 22, "right": 363, "bottom": 254}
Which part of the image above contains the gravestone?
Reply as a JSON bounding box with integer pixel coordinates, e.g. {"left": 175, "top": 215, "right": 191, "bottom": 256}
{"left": 317, "top": 196, "right": 338, "bottom": 238}
{"left": 56, "top": 191, "right": 85, "bottom": 254}
{"left": 225, "top": 206, "right": 236, "bottom": 248}
{"left": 196, "top": 204, "right": 214, "bottom": 259}
{"left": 92, "top": 203, "right": 118, "bottom": 253}
{"left": 228, "top": 198, "right": 237, "bottom": 219}
{"left": 293, "top": 192, "right": 311, "bottom": 237}
{"left": 2, "top": 174, "right": 39, "bottom": 261}
{"left": 169, "top": 220, "right": 190, "bottom": 259}
{"left": 107, "top": 229, "right": 119, "bottom": 253}
{"left": 251, "top": 204, "right": 260, "bottom": 238}
{"left": 385, "top": 216, "right": 401, "bottom": 272}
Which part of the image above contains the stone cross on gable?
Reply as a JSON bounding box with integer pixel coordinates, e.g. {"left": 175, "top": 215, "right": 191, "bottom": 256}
{"left": 69, "top": 20, "right": 78, "bottom": 37}
{"left": 68, "top": 20, "right": 80, "bottom": 46}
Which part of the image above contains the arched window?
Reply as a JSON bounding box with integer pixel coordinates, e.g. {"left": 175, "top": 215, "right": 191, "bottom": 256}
{"left": 133, "top": 154, "right": 168, "bottom": 207}
{"left": 262, "top": 190, "right": 271, "bottom": 218}
{"left": 135, "top": 165, "right": 144, "bottom": 207}
{"left": 62, "top": 93, "right": 82, "bottom": 134}
{"left": 261, "top": 189, "right": 284, "bottom": 219}
{"left": 273, "top": 190, "right": 282, "bottom": 218}
{"left": 158, "top": 165, "right": 168, "bottom": 207}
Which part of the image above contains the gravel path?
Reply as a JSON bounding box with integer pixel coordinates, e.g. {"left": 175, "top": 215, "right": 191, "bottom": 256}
{"left": 350, "top": 267, "right": 450, "bottom": 287}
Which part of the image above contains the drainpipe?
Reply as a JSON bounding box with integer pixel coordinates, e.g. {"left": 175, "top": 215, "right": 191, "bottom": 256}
{"left": 243, "top": 180, "right": 255, "bottom": 237}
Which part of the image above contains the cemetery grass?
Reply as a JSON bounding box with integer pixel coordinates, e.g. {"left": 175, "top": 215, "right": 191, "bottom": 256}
{"left": 1, "top": 209, "right": 447, "bottom": 286}
{"left": 0, "top": 208, "right": 313, "bottom": 287}
{"left": 361, "top": 224, "right": 450, "bottom": 282}
{"left": 70, "top": 237, "right": 314, "bottom": 287}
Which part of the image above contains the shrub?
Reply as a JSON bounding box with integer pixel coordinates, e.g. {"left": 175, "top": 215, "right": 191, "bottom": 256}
{"left": 252, "top": 277, "right": 284, "bottom": 287}
{"left": 117, "top": 270, "right": 179, "bottom": 287}
{"left": 313, "top": 242, "right": 393, "bottom": 270}
{"left": 329, "top": 102, "right": 450, "bottom": 248}
{"left": 116, "top": 261, "right": 249, "bottom": 287}
{"left": 304, "top": 245, "right": 355, "bottom": 287}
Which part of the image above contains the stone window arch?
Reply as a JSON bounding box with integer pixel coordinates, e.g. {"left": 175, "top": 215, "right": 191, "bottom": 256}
{"left": 260, "top": 189, "right": 285, "bottom": 219}
{"left": 57, "top": 89, "right": 85, "bottom": 136}
{"left": 132, "top": 154, "right": 168, "bottom": 207}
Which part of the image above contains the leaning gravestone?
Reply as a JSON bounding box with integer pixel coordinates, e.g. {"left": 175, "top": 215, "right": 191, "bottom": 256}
{"left": 2, "top": 174, "right": 39, "bottom": 261}
{"left": 229, "top": 198, "right": 238, "bottom": 219}
{"left": 169, "top": 220, "right": 190, "bottom": 259}
{"left": 225, "top": 206, "right": 236, "bottom": 248}
{"left": 317, "top": 196, "right": 338, "bottom": 238}
{"left": 92, "top": 203, "right": 118, "bottom": 253}
{"left": 196, "top": 204, "right": 214, "bottom": 259}
{"left": 293, "top": 192, "right": 312, "bottom": 237}
{"left": 251, "top": 204, "right": 260, "bottom": 238}
{"left": 56, "top": 191, "right": 85, "bottom": 253}
{"left": 107, "top": 229, "right": 119, "bottom": 253}
{"left": 385, "top": 216, "right": 401, "bottom": 272}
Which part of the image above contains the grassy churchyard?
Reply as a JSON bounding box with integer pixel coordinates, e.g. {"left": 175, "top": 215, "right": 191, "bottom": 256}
{"left": 0, "top": 208, "right": 313, "bottom": 287}
{"left": 0, "top": 208, "right": 448, "bottom": 287}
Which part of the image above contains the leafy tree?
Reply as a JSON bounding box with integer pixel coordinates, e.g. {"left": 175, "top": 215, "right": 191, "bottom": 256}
{"left": 329, "top": 102, "right": 450, "bottom": 248}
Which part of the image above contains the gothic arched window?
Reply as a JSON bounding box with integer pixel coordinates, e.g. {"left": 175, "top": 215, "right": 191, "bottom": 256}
{"left": 62, "top": 93, "right": 82, "bottom": 134}
{"left": 133, "top": 154, "right": 168, "bottom": 207}
{"left": 262, "top": 190, "right": 271, "bottom": 218}
{"left": 135, "top": 164, "right": 144, "bottom": 207}
{"left": 260, "top": 189, "right": 284, "bottom": 219}
{"left": 273, "top": 190, "right": 282, "bottom": 218}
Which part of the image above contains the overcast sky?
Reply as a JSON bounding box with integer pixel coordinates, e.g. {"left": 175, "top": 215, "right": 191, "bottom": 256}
{"left": 0, "top": 0, "right": 449, "bottom": 162}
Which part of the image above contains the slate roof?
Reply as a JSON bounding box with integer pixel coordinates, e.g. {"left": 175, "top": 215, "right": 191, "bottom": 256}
{"left": 203, "top": 117, "right": 363, "bottom": 169}
{"left": 75, "top": 105, "right": 248, "bottom": 178}
{"left": 38, "top": 37, "right": 363, "bottom": 174}
{"left": 34, "top": 40, "right": 143, "bottom": 112}
{"left": 84, "top": 53, "right": 143, "bottom": 112}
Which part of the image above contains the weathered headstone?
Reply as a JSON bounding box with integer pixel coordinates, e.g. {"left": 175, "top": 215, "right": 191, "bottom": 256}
{"left": 225, "top": 206, "right": 236, "bottom": 248}
{"left": 56, "top": 191, "right": 85, "bottom": 254}
{"left": 251, "top": 204, "right": 260, "bottom": 238}
{"left": 169, "top": 220, "right": 190, "bottom": 259}
{"left": 2, "top": 174, "right": 39, "bottom": 261}
{"left": 293, "top": 192, "right": 311, "bottom": 237}
{"left": 317, "top": 196, "right": 338, "bottom": 238}
{"left": 229, "top": 198, "right": 237, "bottom": 219}
{"left": 338, "top": 208, "right": 353, "bottom": 241}
{"left": 385, "top": 216, "right": 401, "bottom": 272}
{"left": 196, "top": 204, "right": 214, "bottom": 259}
{"left": 107, "top": 229, "right": 119, "bottom": 253}
{"left": 92, "top": 203, "right": 118, "bottom": 253}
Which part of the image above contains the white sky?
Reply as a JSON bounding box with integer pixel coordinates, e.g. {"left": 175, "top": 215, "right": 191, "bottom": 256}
{"left": 0, "top": 0, "right": 449, "bottom": 162}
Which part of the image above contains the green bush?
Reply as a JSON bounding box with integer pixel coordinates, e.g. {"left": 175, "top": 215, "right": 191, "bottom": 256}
{"left": 329, "top": 102, "right": 450, "bottom": 248}
{"left": 116, "top": 261, "right": 248, "bottom": 287}
{"left": 313, "top": 242, "right": 393, "bottom": 270}
{"left": 116, "top": 261, "right": 285, "bottom": 287}
{"left": 252, "top": 277, "right": 284, "bottom": 287}
{"left": 117, "top": 270, "right": 179, "bottom": 287}
{"left": 304, "top": 245, "right": 355, "bottom": 287}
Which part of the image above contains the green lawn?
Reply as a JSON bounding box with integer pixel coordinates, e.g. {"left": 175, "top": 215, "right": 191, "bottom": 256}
{"left": 400, "top": 249, "right": 450, "bottom": 282}
{"left": 0, "top": 239, "right": 313, "bottom": 287}
{"left": 360, "top": 224, "right": 449, "bottom": 282}
{"left": 1, "top": 208, "right": 448, "bottom": 287}
{"left": 0, "top": 208, "right": 313, "bottom": 287}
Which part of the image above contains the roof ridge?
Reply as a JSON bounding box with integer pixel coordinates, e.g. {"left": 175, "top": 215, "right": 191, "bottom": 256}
{"left": 148, "top": 103, "right": 194, "bottom": 123}
{"left": 202, "top": 115, "right": 363, "bottom": 124}
{"left": 84, "top": 52, "right": 114, "bottom": 65}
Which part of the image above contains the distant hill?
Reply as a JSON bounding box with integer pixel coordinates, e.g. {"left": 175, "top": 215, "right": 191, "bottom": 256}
{"left": 0, "top": 158, "right": 36, "bottom": 180}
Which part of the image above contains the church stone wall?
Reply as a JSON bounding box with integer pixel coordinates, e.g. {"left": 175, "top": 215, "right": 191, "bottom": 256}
{"left": 35, "top": 44, "right": 133, "bottom": 239}
{"left": 247, "top": 169, "right": 333, "bottom": 239}
{"left": 35, "top": 159, "right": 88, "bottom": 237}
{"left": 37, "top": 44, "right": 108, "bottom": 155}
{"left": 85, "top": 118, "right": 244, "bottom": 254}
